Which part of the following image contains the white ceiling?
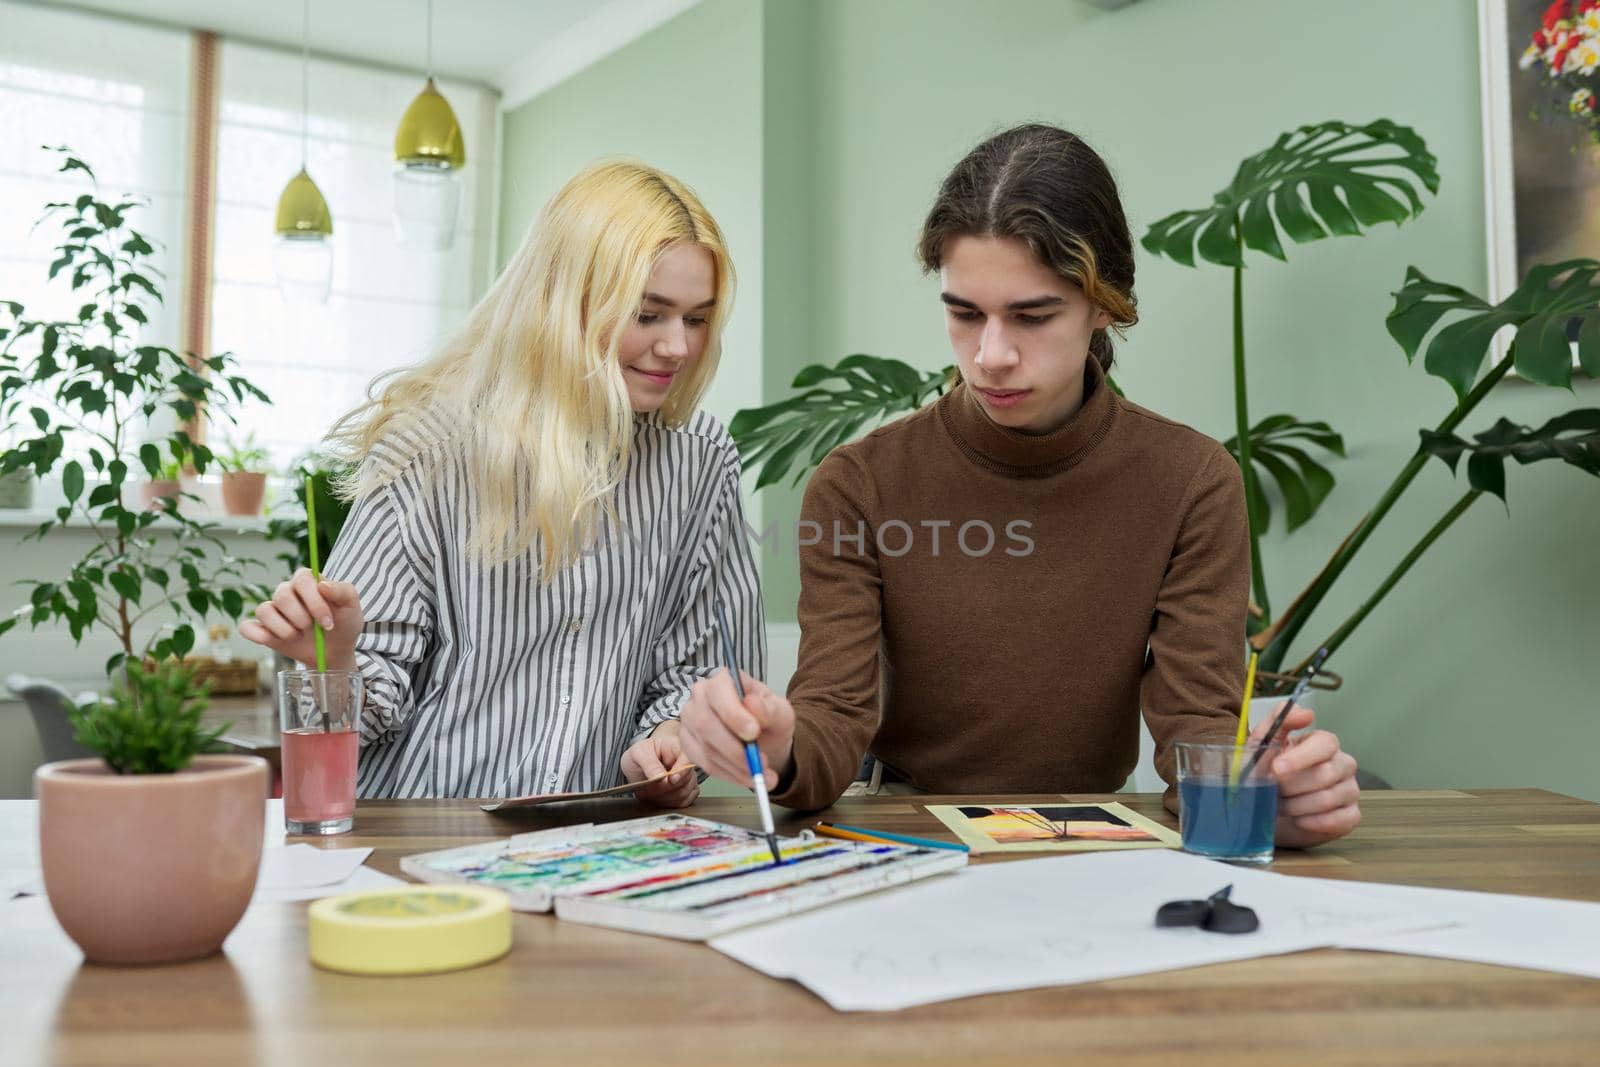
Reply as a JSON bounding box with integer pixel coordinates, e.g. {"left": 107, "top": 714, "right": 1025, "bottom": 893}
{"left": 26, "top": 0, "right": 697, "bottom": 102}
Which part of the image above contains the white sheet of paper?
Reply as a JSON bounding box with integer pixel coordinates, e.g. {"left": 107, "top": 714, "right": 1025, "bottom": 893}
{"left": 1297, "top": 876, "right": 1600, "bottom": 979}
{"left": 0, "top": 800, "right": 40, "bottom": 900}
{"left": 8, "top": 873, "right": 42, "bottom": 898}
{"left": 255, "top": 843, "right": 372, "bottom": 890}
{"left": 709, "top": 849, "right": 1456, "bottom": 1012}
{"left": 249, "top": 862, "right": 404, "bottom": 905}
{"left": 265, "top": 798, "right": 286, "bottom": 846}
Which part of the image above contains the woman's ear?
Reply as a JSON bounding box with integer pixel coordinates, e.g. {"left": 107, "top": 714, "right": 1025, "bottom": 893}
{"left": 1091, "top": 305, "right": 1114, "bottom": 330}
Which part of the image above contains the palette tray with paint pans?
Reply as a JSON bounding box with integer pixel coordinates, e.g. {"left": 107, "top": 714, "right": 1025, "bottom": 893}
{"left": 401, "top": 813, "right": 965, "bottom": 940}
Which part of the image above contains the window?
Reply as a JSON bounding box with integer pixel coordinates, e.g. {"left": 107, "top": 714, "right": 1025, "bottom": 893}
{"left": 0, "top": 4, "right": 191, "bottom": 460}
{"left": 210, "top": 42, "right": 498, "bottom": 470}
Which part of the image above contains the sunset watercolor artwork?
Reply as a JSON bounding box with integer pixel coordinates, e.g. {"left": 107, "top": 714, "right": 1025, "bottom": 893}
{"left": 926, "top": 803, "right": 1181, "bottom": 853}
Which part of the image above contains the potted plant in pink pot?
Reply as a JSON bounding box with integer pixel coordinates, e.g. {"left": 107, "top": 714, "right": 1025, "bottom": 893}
{"left": 35, "top": 660, "right": 267, "bottom": 965}
{"left": 136, "top": 451, "right": 184, "bottom": 512}
{"left": 218, "top": 432, "right": 270, "bottom": 517}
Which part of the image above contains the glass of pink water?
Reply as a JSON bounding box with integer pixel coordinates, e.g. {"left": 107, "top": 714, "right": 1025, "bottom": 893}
{"left": 277, "top": 670, "right": 362, "bottom": 835}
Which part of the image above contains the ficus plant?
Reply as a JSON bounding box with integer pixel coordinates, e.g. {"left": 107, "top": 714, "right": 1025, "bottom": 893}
{"left": 729, "top": 119, "right": 1600, "bottom": 689}
{"left": 0, "top": 148, "right": 273, "bottom": 675}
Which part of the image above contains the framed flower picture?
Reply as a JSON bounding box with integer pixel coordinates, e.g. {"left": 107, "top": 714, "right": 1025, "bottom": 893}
{"left": 1480, "top": 0, "right": 1600, "bottom": 372}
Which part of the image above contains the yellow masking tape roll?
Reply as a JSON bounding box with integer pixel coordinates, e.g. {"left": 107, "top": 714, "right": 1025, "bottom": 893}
{"left": 308, "top": 885, "right": 512, "bottom": 975}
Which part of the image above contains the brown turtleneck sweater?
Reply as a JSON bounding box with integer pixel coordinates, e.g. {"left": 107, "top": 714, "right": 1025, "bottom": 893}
{"left": 772, "top": 361, "right": 1249, "bottom": 811}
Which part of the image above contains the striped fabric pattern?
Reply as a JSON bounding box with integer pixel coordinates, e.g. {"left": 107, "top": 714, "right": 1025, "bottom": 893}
{"left": 324, "top": 408, "right": 766, "bottom": 799}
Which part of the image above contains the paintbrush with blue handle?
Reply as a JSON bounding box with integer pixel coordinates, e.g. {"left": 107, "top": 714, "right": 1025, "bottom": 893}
{"left": 711, "top": 596, "right": 783, "bottom": 866}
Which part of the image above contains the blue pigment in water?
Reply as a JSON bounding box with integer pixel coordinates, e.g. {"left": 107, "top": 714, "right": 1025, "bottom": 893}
{"left": 1179, "top": 779, "right": 1278, "bottom": 861}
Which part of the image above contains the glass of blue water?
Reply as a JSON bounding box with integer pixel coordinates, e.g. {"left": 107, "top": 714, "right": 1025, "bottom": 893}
{"left": 1176, "top": 740, "right": 1283, "bottom": 865}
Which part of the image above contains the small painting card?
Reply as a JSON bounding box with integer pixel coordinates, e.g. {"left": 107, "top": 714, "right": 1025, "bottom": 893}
{"left": 926, "top": 801, "right": 1180, "bottom": 853}
{"left": 480, "top": 765, "right": 695, "bottom": 812}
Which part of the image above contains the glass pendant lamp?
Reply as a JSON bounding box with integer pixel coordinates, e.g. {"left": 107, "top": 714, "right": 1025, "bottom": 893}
{"left": 393, "top": 0, "right": 466, "bottom": 250}
{"left": 273, "top": 0, "right": 333, "bottom": 302}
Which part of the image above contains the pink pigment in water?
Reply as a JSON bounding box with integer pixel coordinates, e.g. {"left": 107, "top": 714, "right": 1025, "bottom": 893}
{"left": 281, "top": 728, "right": 358, "bottom": 823}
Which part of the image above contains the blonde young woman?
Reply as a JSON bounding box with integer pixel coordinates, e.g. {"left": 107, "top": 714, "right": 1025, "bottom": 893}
{"left": 241, "top": 161, "right": 765, "bottom": 803}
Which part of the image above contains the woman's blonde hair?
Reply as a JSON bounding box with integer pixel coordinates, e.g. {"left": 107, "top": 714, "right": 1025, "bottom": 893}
{"left": 327, "top": 160, "right": 734, "bottom": 574}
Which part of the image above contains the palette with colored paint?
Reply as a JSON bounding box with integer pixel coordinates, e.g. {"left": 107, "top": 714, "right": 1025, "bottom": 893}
{"left": 401, "top": 814, "right": 966, "bottom": 940}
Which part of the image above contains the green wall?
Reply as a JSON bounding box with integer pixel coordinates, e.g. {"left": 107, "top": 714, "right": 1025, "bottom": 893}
{"left": 755, "top": 0, "right": 817, "bottom": 611}
{"left": 503, "top": 0, "right": 1600, "bottom": 801}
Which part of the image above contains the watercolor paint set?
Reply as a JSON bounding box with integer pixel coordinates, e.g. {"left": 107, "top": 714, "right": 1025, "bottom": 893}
{"left": 400, "top": 813, "right": 966, "bottom": 940}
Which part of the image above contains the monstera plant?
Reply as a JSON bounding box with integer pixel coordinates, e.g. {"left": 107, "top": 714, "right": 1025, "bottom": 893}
{"left": 1248, "top": 258, "right": 1600, "bottom": 682}
{"left": 1142, "top": 119, "right": 1438, "bottom": 627}
{"left": 732, "top": 356, "right": 950, "bottom": 490}
{"left": 729, "top": 118, "right": 1600, "bottom": 690}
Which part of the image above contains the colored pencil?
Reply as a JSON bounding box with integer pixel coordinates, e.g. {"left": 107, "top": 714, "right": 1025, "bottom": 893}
{"left": 810, "top": 824, "right": 883, "bottom": 845}
{"left": 814, "top": 821, "right": 970, "bottom": 853}
{"left": 1238, "top": 646, "right": 1330, "bottom": 783}
{"left": 1227, "top": 651, "right": 1260, "bottom": 788}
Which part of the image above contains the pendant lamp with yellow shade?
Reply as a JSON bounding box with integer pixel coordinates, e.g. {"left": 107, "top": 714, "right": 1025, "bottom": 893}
{"left": 273, "top": 0, "right": 333, "bottom": 303}
{"left": 393, "top": 0, "right": 466, "bottom": 250}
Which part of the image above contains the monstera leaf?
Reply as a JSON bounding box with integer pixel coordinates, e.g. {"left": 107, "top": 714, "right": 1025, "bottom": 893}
{"left": 730, "top": 355, "right": 949, "bottom": 489}
{"left": 1224, "top": 414, "right": 1346, "bottom": 535}
{"left": 1420, "top": 411, "right": 1600, "bottom": 502}
{"left": 1388, "top": 260, "right": 1600, "bottom": 401}
{"left": 1142, "top": 120, "right": 1438, "bottom": 268}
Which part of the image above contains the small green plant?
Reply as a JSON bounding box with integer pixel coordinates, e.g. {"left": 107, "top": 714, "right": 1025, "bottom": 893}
{"left": 141, "top": 444, "right": 183, "bottom": 483}
{"left": 218, "top": 431, "right": 270, "bottom": 474}
{"left": 69, "top": 659, "right": 227, "bottom": 774}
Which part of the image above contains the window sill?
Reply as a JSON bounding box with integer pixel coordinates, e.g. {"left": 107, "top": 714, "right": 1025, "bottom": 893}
{"left": 0, "top": 507, "right": 272, "bottom": 535}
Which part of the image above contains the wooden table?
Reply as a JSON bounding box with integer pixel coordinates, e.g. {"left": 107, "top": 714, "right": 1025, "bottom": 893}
{"left": 5, "top": 789, "right": 1599, "bottom": 1066}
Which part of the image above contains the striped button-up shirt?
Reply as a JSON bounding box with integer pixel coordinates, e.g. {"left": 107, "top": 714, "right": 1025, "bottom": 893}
{"left": 325, "top": 408, "right": 766, "bottom": 799}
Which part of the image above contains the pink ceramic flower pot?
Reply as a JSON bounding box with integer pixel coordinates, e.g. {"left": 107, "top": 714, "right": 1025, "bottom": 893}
{"left": 35, "top": 754, "right": 268, "bottom": 965}
{"left": 220, "top": 471, "right": 267, "bottom": 516}
{"left": 138, "top": 480, "right": 181, "bottom": 511}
